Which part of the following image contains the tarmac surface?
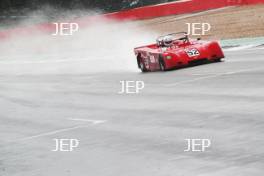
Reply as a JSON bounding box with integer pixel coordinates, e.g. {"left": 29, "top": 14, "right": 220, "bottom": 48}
{"left": 0, "top": 47, "right": 264, "bottom": 176}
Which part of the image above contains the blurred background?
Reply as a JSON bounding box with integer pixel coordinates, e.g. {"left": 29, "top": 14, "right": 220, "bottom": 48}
{"left": 0, "top": 0, "right": 177, "bottom": 15}
{"left": 0, "top": 0, "right": 177, "bottom": 27}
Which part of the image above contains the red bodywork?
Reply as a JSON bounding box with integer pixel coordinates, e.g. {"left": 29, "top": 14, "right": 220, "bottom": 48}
{"left": 134, "top": 33, "right": 225, "bottom": 72}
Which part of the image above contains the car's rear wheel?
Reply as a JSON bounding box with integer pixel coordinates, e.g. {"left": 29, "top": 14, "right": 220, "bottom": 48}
{"left": 138, "top": 58, "right": 147, "bottom": 72}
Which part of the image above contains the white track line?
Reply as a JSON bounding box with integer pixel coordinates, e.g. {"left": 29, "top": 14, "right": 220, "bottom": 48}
{"left": 68, "top": 118, "right": 107, "bottom": 124}
{"left": 164, "top": 66, "right": 264, "bottom": 87}
{"left": 223, "top": 45, "right": 257, "bottom": 51}
{"left": 17, "top": 125, "right": 88, "bottom": 142}
{"left": 15, "top": 119, "right": 106, "bottom": 142}
{"left": 153, "top": 6, "right": 235, "bottom": 24}
{"left": 164, "top": 74, "right": 221, "bottom": 87}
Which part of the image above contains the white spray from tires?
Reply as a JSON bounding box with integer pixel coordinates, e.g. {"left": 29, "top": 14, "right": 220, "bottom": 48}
{"left": 0, "top": 12, "right": 157, "bottom": 75}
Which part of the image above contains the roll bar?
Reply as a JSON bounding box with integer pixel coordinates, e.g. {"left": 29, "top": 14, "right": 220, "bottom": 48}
{"left": 156, "top": 32, "right": 189, "bottom": 46}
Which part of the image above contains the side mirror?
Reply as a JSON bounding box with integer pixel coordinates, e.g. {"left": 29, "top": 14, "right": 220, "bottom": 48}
{"left": 197, "top": 38, "right": 201, "bottom": 41}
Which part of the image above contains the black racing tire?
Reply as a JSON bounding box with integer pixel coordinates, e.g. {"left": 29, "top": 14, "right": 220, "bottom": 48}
{"left": 214, "top": 58, "right": 222, "bottom": 62}
{"left": 138, "top": 57, "right": 147, "bottom": 72}
{"left": 159, "top": 57, "right": 166, "bottom": 71}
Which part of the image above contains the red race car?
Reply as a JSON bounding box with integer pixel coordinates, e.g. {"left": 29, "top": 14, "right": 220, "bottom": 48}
{"left": 134, "top": 32, "right": 225, "bottom": 72}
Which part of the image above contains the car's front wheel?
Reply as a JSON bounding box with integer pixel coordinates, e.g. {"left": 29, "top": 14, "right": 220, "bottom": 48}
{"left": 159, "top": 58, "right": 166, "bottom": 71}
{"left": 214, "top": 58, "right": 222, "bottom": 62}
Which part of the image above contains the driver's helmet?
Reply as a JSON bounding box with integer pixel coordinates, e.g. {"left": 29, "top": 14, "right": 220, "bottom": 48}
{"left": 156, "top": 38, "right": 163, "bottom": 47}
{"left": 163, "top": 35, "right": 173, "bottom": 47}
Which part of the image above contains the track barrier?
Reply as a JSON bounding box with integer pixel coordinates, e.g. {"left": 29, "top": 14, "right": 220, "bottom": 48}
{"left": 0, "top": 0, "right": 264, "bottom": 39}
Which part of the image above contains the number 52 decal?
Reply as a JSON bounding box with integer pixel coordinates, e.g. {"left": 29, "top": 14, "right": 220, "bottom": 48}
{"left": 186, "top": 49, "right": 200, "bottom": 57}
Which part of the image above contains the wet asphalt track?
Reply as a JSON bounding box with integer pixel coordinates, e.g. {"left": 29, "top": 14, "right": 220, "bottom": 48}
{"left": 0, "top": 47, "right": 264, "bottom": 176}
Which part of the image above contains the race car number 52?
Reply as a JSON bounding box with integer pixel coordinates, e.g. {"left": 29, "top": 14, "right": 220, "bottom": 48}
{"left": 186, "top": 49, "right": 200, "bottom": 57}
